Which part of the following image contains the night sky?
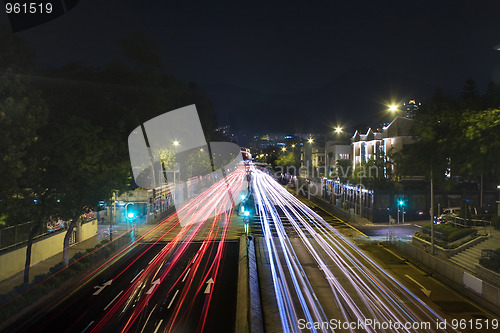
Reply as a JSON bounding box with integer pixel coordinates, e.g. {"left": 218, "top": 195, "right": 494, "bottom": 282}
{"left": 2, "top": 0, "right": 500, "bottom": 132}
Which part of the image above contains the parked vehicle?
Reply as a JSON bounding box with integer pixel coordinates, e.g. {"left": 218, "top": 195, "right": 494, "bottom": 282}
{"left": 437, "top": 207, "right": 460, "bottom": 224}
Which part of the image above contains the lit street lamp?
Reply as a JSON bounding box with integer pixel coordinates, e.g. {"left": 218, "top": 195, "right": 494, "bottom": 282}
{"left": 497, "top": 185, "right": 500, "bottom": 217}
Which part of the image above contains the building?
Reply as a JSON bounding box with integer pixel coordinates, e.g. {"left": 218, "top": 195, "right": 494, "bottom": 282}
{"left": 325, "top": 141, "right": 351, "bottom": 177}
{"left": 352, "top": 116, "right": 418, "bottom": 177}
{"left": 402, "top": 99, "right": 421, "bottom": 118}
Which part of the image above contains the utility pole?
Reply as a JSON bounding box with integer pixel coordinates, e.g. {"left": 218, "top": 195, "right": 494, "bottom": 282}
{"left": 110, "top": 191, "right": 116, "bottom": 242}
{"left": 430, "top": 170, "right": 435, "bottom": 255}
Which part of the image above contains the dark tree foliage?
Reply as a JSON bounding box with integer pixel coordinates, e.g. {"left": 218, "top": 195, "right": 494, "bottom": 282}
{"left": 393, "top": 81, "right": 500, "bottom": 204}
{"left": 1, "top": 28, "right": 222, "bottom": 271}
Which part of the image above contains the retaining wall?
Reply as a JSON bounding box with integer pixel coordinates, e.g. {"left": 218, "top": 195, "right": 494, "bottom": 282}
{"left": 0, "top": 219, "right": 97, "bottom": 281}
{"left": 391, "top": 240, "right": 500, "bottom": 312}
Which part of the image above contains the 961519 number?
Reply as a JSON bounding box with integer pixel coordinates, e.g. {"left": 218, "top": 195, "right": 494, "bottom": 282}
{"left": 5, "top": 2, "right": 53, "bottom": 14}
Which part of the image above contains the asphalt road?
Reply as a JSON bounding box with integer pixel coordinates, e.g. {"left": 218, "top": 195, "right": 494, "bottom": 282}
{"left": 6, "top": 237, "right": 239, "bottom": 333}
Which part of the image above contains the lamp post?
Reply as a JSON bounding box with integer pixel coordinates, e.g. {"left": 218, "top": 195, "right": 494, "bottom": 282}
{"left": 110, "top": 190, "right": 117, "bottom": 242}
{"left": 497, "top": 185, "right": 500, "bottom": 217}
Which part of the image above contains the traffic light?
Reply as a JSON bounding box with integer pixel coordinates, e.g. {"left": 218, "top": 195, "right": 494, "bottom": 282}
{"left": 125, "top": 203, "right": 136, "bottom": 220}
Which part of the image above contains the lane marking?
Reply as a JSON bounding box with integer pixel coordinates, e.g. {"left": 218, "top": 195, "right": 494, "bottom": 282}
{"left": 81, "top": 321, "right": 94, "bottom": 333}
{"left": 93, "top": 279, "right": 113, "bottom": 296}
{"left": 104, "top": 290, "right": 124, "bottom": 311}
{"left": 146, "top": 278, "right": 161, "bottom": 295}
{"left": 191, "top": 253, "right": 199, "bottom": 264}
{"left": 153, "top": 319, "right": 164, "bottom": 333}
{"left": 149, "top": 253, "right": 160, "bottom": 265}
{"left": 204, "top": 278, "right": 214, "bottom": 294}
{"left": 167, "top": 290, "right": 179, "bottom": 309}
{"left": 140, "top": 305, "right": 157, "bottom": 333}
{"left": 130, "top": 269, "right": 145, "bottom": 283}
{"left": 378, "top": 243, "right": 407, "bottom": 261}
{"left": 182, "top": 268, "right": 191, "bottom": 282}
{"left": 405, "top": 274, "right": 431, "bottom": 297}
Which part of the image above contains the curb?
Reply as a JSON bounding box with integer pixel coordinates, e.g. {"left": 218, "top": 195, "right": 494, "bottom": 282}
{"left": 235, "top": 235, "right": 263, "bottom": 333}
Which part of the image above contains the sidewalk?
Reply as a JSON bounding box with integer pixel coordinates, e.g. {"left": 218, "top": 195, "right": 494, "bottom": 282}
{"left": 0, "top": 216, "right": 156, "bottom": 297}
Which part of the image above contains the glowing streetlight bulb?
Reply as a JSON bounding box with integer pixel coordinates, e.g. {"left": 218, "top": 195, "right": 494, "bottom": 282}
{"left": 389, "top": 105, "right": 398, "bottom": 112}
{"left": 173, "top": 140, "right": 179, "bottom": 146}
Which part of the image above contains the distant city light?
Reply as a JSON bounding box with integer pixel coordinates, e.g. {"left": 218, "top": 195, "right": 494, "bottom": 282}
{"left": 335, "top": 126, "right": 343, "bottom": 134}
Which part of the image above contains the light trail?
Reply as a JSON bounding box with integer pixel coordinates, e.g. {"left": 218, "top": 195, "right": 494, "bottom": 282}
{"left": 87, "top": 166, "right": 247, "bottom": 333}
{"left": 251, "top": 167, "right": 459, "bottom": 333}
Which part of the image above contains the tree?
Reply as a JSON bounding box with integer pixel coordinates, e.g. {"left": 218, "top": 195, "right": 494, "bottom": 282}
{"left": 334, "top": 159, "right": 352, "bottom": 180}
{"left": 0, "top": 24, "right": 36, "bottom": 71}
{"left": 0, "top": 68, "right": 50, "bottom": 283}
{"left": 275, "top": 151, "right": 300, "bottom": 175}
{"left": 40, "top": 115, "right": 130, "bottom": 265}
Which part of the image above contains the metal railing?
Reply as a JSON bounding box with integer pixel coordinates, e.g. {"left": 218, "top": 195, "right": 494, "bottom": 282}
{"left": 0, "top": 221, "right": 47, "bottom": 251}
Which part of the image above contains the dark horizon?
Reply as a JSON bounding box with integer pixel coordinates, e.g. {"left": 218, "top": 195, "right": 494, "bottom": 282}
{"left": 2, "top": 1, "right": 500, "bottom": 132}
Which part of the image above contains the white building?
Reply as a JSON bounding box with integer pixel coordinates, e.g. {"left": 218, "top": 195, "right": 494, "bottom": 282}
{"left": 352, "top": 116, "right": 417, "bottom": 177}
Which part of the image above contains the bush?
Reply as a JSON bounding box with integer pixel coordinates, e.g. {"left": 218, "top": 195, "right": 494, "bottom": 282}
{"left": 32, "top": 273, "right": 49, "bottom": 284}
{"left": 49, "top": 262, "right": 64, "bottom": 274}
{"left": 448, "top": 228, "right": 476, "bottom": 242}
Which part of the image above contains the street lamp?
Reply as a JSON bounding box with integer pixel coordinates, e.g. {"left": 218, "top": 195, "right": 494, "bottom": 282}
{"left": 497, "top": 185, "right": 500, "bottom": 217}
{"left": 389, "top": 104, "right": 398, "bottom": 112}
{"left": 334, "top": 126, "right": 343, "bottom": 134}
{"left": 308, "top": 138, "right": 314, "bottom": 144}
{"left": 173, "top": 140, "right": 179, "bottom": 146}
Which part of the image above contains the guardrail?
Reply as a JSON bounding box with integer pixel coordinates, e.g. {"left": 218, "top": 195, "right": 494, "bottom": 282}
{"left": 0, "top": 221, "right": 45, "bottom": 252}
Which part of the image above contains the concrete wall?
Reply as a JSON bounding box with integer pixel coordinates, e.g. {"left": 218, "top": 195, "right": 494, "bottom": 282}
{"left": 391, "top": 240, "right": 500, "bottom": 311}
{"left": 79, "top": 219, "right": 97, "bottom": 242}
{"left": 0, "top": 219, "right": 97, "bottom": 282}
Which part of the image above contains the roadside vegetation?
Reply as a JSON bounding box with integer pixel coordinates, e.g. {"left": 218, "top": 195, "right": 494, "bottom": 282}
{"left": 415, "top": 223, "right": 477, "bottom": 249}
